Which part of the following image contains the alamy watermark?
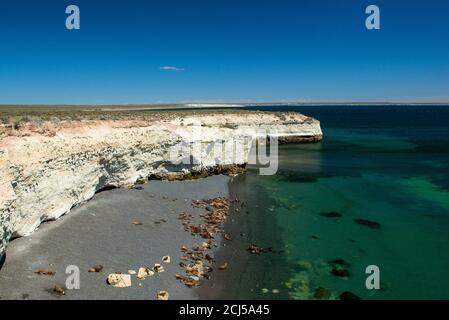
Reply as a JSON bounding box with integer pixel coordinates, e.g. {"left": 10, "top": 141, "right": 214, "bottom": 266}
{"left": 65, "top": 4, "right": 381, "bottom": 31}
{"left": 61, "top": 263, "right": 381, "bottom": 292}
{"left": 366, "top": 5, "right": 381, "bottom": 30}
{"left": 65, "top": 5, "right": 80, "bottom": 30}
{"left": 365, "top": 265, "right": 381, "bottom": 290}
{"left": 65, "top": 265, "right": 80, "bottom": 290}
{"left": 168, "top": 125, "right": 279, "bottom": 176}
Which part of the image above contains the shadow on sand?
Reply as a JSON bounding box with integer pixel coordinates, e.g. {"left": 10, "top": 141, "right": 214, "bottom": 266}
{"left": 0, "top": 253, "right": 5, "bottom": 270}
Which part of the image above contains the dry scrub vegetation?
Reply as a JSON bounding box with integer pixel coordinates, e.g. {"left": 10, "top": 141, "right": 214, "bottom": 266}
{"left": 0, "top": 105, "right": 296, "bottom": 138}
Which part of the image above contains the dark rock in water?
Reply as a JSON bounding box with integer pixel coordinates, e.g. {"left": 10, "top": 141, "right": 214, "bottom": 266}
{"left": 339, "top": 291, "right": 361, "bottom": 300}
{"left": 332, "top": 268, "right": 351, "bottom": 278}
{"left": 358, "top": 248, "right": 367, "bottom": 254}
{"left": 133, "top": 186, "right": 144, "bottom": 190}
{"left": 319, "top": 211, "right": 342, "bottom": 218}
{"left": 293, "top": 260, "right": 312, "bottom": 272}
{"left": 278, "top": 171, "right": 318, "bottom": 183}
{"left": 247, "top": 244, "right": 261, "bottom": 254}
{"left": 313, "top": 287, "right": 331, "bottom": 300}
{"left": 329, "top": 258, "right": 351, "bottom": 267}
{"left": 309, "top": 234, "right": 320, "bottom": 240}
{"left": 353, "top": 219, "right": 381, "bottom": 229}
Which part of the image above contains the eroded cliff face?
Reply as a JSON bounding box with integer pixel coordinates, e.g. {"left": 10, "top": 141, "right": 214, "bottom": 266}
{"left": 0, "top": 111, "right": 322, "bottom": 258}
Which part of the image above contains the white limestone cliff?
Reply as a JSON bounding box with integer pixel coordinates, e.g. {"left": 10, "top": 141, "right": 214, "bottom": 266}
{"left": 0, "top": 111, "right": 322, "bottom": 259}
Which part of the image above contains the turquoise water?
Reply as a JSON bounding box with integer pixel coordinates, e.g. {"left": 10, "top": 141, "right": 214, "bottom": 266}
{"left": 230, "top": 105, "right": 449, "bottom": 300}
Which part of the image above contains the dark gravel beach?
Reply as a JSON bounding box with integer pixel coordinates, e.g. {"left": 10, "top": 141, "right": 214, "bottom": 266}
{"left": 0, "top": 175, "right": 231, "bottom": 300}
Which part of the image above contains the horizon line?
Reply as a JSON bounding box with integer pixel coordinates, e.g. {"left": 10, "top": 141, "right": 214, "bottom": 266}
{"left": 1, "top": 101, "right": 449, "bottom": 107}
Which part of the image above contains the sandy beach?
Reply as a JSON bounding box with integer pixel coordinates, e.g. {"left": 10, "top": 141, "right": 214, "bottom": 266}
{"left": 0, "top": 175, "right": 231, "bottom": 300}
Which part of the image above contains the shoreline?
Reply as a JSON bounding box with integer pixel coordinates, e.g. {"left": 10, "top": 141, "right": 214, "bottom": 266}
{"left": 198, "top": 173, "right": 292, "bottom": 300}
{"left": 0, "top": 176, "right": 232, "bottom": 300}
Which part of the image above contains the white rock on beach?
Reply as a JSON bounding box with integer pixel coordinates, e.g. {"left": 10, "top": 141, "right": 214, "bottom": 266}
{"left": 107, "top": 273, "right": 132, "bottom": 288}
{"left": 137, "top": 267, "right": 154, "bottom": 279}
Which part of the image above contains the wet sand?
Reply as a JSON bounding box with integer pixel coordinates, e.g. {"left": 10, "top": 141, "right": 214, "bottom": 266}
{"left": 0, "top": 175, "right": 230, "bottom": 300}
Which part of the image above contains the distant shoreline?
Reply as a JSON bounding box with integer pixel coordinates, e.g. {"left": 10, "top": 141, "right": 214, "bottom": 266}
{"left": 1, "top": 102, "right": 449, "bottom": 111}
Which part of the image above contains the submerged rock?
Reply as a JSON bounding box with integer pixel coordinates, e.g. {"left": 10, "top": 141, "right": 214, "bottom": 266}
{"left": 353, "top": 219, "right": 381, "bottom": 229}
{"left": 339, "top": 291, "right": 361, "bottom": 300}
{"left": 218, "top": 262, "right": 228, "bottom": 271}
{"left": 294, "top": 260, "right": 313, "bottom": 272}
{"left": 329, "top": 258, "right": 351, "bottom": 267}
{"left": 331, "top": 268, "right": 351, "bottom": 278}
{"left": 277, "top": 171, "right": 319, "bottom": 183}
{"left": 313, "top": 287, "right": 331, "bottom": 300}
{"left": 286, "top": 272, "right": 312, "bottom": 300}
{"left": 319, "top": 211, "right": 342, "bottom": 218}
{"left": 247, "top": 244, "right": 264, "bottom": 254}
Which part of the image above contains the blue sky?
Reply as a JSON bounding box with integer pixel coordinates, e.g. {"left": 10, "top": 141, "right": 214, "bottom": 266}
{"left": 0, "top": 0, "right": 448, "bottom": 104}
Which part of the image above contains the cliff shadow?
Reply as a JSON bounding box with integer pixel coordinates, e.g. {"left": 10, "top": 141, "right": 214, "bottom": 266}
{"left": 0, "top": 253, "right": 5, "bottom": 270}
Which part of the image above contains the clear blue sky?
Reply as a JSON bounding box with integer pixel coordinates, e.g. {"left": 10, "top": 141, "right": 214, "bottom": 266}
{"left": 0, "top": 0, "right": 448, "bottom": 104}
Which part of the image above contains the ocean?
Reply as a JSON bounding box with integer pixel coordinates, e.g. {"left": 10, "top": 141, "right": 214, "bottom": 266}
{"left": 223, "top": 105, "right": 449, "bottom": 300}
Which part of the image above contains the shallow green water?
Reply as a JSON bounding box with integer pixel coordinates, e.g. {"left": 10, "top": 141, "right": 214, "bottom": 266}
{"left": 232, "top": 105, "right": 449, "bottom": 299}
